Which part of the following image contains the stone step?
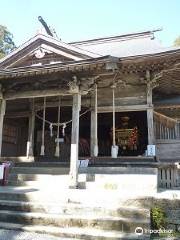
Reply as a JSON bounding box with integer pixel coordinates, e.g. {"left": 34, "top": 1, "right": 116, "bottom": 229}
{"left": 8, "top": 179, "right": 68, "bottom": 187}
{"left": 0, "top": 200, "right": 150, "bottom": 218}
{"left": 0, "top": 185, "right": 155, "bottom": 208}
{"left": 8, "top": 172, "right": 89, "bottom": 181}
{"left": 8, "top": 173, "right": 70, "bottom": 181}
{"left": 8, "top": 180, "right": 86, "bottom": 190}
{"left": 14, "top": 161, "right": 69, "bottom": 168}
{"left": 0, "top": 185, "right": 70, "bottom": 203}
{"left": 0, "top": 221, "right": 150, "bottom": 239}
{"left": 7, "top": 173, "right": 88, "bottom": 189}
{"left": 10, "top": 167, "right": 69, "bottom": 175}
{"left": 0, "top": 210, "right": 150, "bottom": 232}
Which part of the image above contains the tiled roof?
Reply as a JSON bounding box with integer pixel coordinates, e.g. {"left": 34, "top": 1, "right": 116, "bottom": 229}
{"left": 70, "top": 29, "right": 165, "bottom": 58}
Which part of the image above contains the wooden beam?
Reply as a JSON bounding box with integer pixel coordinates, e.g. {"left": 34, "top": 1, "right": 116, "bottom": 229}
{"left": 34, "top": 98, "right": 90, "bottom": 110}
{"left": 4, "top": 88, "right": 89, "bottom": 100}
{"left": 69, "top": 93, "right": 81, "bottom": 188}
{"left": 0, "top": 100, "right": 6, "bottom": 156}
{"left": 5, "top": 111, "right": 31, "bottom": 118}
{"left": 4, "top": 89, "right": 72, "bottom": 100}
{"left": 154, "top": 104, "right": 180, "bottom": 109}
{"left": 97, "top": 104, "right": 150, "bottom": 113}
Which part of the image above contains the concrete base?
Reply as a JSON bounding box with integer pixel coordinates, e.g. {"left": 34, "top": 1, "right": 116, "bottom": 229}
{"left": 40, "top": 145, "right": 45, "bottom": 156}
{"left": 54, "top": 144, "right": 60, "bottom": 157}
{"left": 111, "top": 145, "right": 118, "bottom": 158}
{"left": 93, "top": 145, "right": 98, "bottom": 157}
{"left": 81, "top": 166, "right": 158, "bottom": 195}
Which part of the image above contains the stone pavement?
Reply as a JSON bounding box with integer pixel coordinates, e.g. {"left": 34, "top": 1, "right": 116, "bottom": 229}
{"left": 0, "top": 229, "right": 74, "bottom": 240}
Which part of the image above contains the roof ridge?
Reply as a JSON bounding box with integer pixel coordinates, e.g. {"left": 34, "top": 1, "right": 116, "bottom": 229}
{"left": 69, "top": 28, "right": 162, "bottom": 45}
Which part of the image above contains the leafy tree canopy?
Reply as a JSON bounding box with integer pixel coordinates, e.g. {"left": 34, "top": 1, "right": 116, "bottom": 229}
{"left": 174, "top": 36, "right": 180, "bottom": 47}
{"left": 0, "top": 25, "right": 16, "bottom": 59}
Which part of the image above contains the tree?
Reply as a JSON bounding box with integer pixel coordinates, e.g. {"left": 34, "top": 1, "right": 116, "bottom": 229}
{"left": 0, "top": 25, "right": 16, "bottom": 59}
{"left": 174, "top": 36, "right": 180, "bottom": 47}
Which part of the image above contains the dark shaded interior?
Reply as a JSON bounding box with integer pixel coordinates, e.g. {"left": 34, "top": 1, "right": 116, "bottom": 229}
{"left": 2, "top": 105, "right": 148, "bottom": 158}
{"left": 98, "top": 111, "right": 148, "bottom": 156}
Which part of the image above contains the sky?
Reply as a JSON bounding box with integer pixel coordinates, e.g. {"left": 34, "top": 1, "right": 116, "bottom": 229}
{"left": 0, "top": 0, "right": 179, "bottom": 47}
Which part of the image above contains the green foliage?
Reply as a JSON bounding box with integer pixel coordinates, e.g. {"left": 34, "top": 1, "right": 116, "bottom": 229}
{"left": 151, "top": 207, "right": 167, "bottom": 229}
{"left": 174, "top": 36, "right": 180, "bottom": 47}
{"left": 0, "top": 25, "right": 16, "bottom": 59}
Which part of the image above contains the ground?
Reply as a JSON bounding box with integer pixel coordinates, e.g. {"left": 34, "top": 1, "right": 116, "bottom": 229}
{"left": 0, "top": 229, "right": 74, "bottom": 240}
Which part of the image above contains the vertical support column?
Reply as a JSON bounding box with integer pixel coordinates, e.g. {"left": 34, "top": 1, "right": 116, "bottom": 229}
{"left": 147, "top": 108, "right": 155, "bottom": 144}
{"left": 69, "top": 93, "right": 81, "bottom": 188}
{"left": 27, "top": 99, "right": 35, "bottom": 158}
{"left": 55, "top": 97, "right": 61, "bottom": 157}
{"left": 175, "top": 122, "right": 179, "bottom": 139}
{"left": 90, "top": 84, "right": 98, "bottom": 157}
{"left": 146, "top": 70, "right": 155, "bottom": 145}
{"left": 111, "top": 84, "right": 118, "bottom": 158}
{"left": 0, "top": 99, "right": 6, "bottom": 157}
{"left": 90, "top": 109, "right": 95, "bottom": 156}
{"left": 40, "top": 97, "right": 46, "bottom": 156}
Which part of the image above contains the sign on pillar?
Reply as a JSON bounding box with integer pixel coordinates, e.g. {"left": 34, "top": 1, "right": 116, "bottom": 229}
{"left": 147, "top": 145, "right": 156, "bottom": 156}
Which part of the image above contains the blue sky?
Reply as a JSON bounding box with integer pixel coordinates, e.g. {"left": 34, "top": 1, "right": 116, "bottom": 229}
{"left": 0, "top": 0, "right": 179, "bottom": 47}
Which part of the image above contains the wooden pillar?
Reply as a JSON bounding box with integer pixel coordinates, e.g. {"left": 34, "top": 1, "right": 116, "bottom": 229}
{"left": 0, "top": 99, "right": 6, "bottom": 157}
{"left": 111, "top": 84, "right": 118, "bottom": 158}
{"left": 40, "top": 97, "right": 46, "bottom": 156}
{"left": 175, "top": 122, "right": 179, "bottom": 139}
{"left": 69, "top": 93, "right": 81, "bottom": 188}
{"left": 147, "top": 108, "right": 155, "bottom": 144}
{"left": 55, "top": 97, "right": 61, "bottom": 157}
{"left": 27, "top": 99, "right": 35, "bottom": 157}
{"left": 90, "top": 84, "right": 98, "bottom": 157}
{"left": 112, "top": 86, "right": 116, "bottom": 147}
{"left": 146, "top": 70, "right": 155, "bottom": 145}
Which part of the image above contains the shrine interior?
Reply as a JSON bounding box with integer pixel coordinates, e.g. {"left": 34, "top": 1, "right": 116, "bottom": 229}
{"left": 2, "top": 97, "right": 148, "bottom": 158}
{"left": 97, "top": 111, "right": 148, "bottom": 156}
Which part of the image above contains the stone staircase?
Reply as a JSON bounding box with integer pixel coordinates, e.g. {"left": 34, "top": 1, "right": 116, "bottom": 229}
{"left": 0, "top": 163, "right": 151, "bottom": 239}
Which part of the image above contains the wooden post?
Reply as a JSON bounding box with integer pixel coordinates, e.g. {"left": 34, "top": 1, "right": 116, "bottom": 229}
{"left": 90, "top": 84, "right": 98, "bottom": 157}
{"left": 94, "top": 84, "right": 98, "bottom": 156}
{"left": 175, "top": 122, "right": 179, "bottom": 139}
{"left": 69, "top": 93, "right": 81, "bottom": 188}
{"left": 55, "top": 97, "right": 61, "bottom": 157}
{"left": 90, "top": 109, "right": 95, "bottom": 156}
{"left": 147, "top": 108, "right": 155, "bottom": 144}
{"left": 27, "top": 99, "right": 35, "bottom": 157}
{"left": 146, "top": 70, "right": 155, "bottom": 145}
{"left": 40, "top": 97, "right": 46, "bottom": 156}
{"left": 0, "top": 99, "right": 6, "bottom": 157}
{"left": 112, "top": 87, "right": 116, "bottom": 147}
{"left": 111, "top": 84, "right": 118, "bottom": 158}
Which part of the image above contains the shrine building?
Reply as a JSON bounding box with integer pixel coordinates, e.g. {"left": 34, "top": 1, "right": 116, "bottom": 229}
{"left": 0, "top": 28, "right": 180, "bottom": 187}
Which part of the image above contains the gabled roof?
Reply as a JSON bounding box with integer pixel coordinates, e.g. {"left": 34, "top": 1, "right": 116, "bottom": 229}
{"left": 70, "top": 29, "right": 164, "bottom": 58}
{"left": 0, "top": 55, "right": 115, "bottom": 80}
{"left": 1, "top": 29, "right": 180, "bottom": 71}
{"left": 0, "top": 33, "right": 101, "bottom": 69}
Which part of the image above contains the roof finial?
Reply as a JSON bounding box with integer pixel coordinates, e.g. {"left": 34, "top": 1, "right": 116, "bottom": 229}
{"left": 38, "top": 16, "right": 60, "bottom": 39}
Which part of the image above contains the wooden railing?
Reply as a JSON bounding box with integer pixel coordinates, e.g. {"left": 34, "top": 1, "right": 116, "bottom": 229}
{"left": 158, "top": 165, "right": 180, "bottom": 188}
{"left": 154, "top": 121, "right": 179, "bottom": 140}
